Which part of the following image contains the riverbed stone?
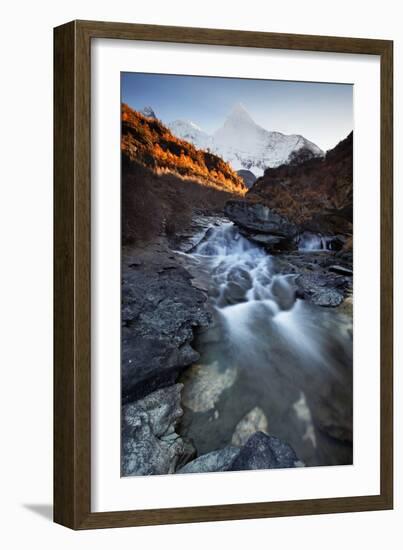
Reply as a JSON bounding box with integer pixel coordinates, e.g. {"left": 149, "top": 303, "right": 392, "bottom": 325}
{"left": 270, "top": 274, "right": 297, "bottom": 311}
{"left": 122, "top": 384, "right": 196, "bottom": 476}
{"left": 228, "top": 432, "right": 299, "bottom": 471}
{"left": 231, "top": 407, "right": 269, "bottom": 447}
{"left": 311, "top": 288, "right": 344, "bottom": 307}
{"left": 180, "top": 361, "right": 238, "bottom": 413}
{"left": 247, "top": 233, "right": 288, "bottom": 247}
{"left": 285, "top": 266, "right": 350, "bottom": 307}
{"left": 329, "top": 264, "right": 353, "bottom": 276}
{"left": 223, "top": 281, "right": 248, "bottom": 305}
{"left": 177, "top": 446, "right": 240, "bottom": 474}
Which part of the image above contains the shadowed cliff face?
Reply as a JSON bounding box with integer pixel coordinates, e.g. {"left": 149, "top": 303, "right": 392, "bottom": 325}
{"left": 246, "top": 132, "right": 353, "bottom": 237}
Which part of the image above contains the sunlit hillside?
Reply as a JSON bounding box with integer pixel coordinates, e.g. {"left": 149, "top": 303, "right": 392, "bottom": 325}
{"left": 122, "top": 104, "right": 246, "bottom": 195}
{"left": 121, "top": 104, "right": 246, "bottom": 245}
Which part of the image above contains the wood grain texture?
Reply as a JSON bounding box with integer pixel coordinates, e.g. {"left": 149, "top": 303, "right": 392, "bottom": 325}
{"left": 380, "top": 41, "right": 393, "bottom": 506}
{"left": 54, "top": 20, "right": 393, "bottom": 530}
{"left": 54, "top": 21, "right": 76, "bottom": 528}
{"left": 54, "top": 21, "right": 91, "bottom": 528}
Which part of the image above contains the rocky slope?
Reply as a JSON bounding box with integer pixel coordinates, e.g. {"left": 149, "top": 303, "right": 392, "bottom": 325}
{"left": 246, "top": 132, "right": 353, "bottom": 238}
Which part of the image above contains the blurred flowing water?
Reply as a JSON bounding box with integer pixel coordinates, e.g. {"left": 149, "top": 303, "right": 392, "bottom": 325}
{"left": 179, "top": 222, "right": 353, "bottom": 467}
{"left": 297, "top": 231, "right": 335, "bottom": 251}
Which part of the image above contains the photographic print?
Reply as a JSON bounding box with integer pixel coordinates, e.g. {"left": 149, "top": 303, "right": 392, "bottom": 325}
{"left": 121, "top": 73, "right": 353, "bottom": 477}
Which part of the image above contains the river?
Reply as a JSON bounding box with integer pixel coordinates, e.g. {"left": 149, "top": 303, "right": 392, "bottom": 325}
{"left": 177, "top": 219, "right": 353, "bottom": 467}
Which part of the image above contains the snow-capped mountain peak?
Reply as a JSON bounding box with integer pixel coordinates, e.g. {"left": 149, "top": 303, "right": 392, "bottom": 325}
{"left": 168, "top": 119, "right": 211, "bottom": 150}
{"left": 213, "top": 105, "right": 268, "bottom": 158}
{"left": 167, "top": 105, "right": 324, "bottom": 176}
{"left": 225, "top": 103, "right": 257, "bottom": 126}
{"left": 140, "top": 106, "right": 157, "bottom": 118}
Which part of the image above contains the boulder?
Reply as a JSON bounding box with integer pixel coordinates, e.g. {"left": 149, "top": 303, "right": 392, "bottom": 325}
{"left": 270, "top": 274, "right": 297, "bottom": 311}
{"left": 228, "top": 432, "right": 299, "bottom": 471}
{"left": 224, "top": 200, "right": 297, "bottom": 251}
{"left": 223, "top": 281, "right": 248, "bottom": 305}
{"left": 121, "top": 384, "right": 195, "bottom": 476}
{"left": 219, "top": 266, "right": 253, "bottom": 305}
{"left": 177, "top": 446, "right": 240, "bottom": 474}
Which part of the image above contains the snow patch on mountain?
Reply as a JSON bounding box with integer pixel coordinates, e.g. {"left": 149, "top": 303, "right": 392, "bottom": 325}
{"left": 168, "top": 103, "right": 324, "bottom": 176}
{"left": 168, "top": 119, "right": 211, "bottom": 150}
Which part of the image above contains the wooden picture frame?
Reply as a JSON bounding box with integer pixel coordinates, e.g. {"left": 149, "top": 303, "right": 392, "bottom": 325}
{"left": 54, "top": 20, "right": 393, "bottom": 529}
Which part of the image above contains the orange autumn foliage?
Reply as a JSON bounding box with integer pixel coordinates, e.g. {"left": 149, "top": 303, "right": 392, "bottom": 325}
{"left": 121, "top": 103, "right": 246, "bottom": 195}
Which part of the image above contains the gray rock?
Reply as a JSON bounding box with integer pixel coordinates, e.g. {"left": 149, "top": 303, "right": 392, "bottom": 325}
{"left": 174, "top": 215, "right": 228, "bottom": 253}
{"left": 329, "top": 264, "right": 353, "bottom": 276}
{"left": 122, "top": 263, "right": 211, "bottom": 402}
{"left": 177, "top": 447, "right": 240, "bottom": 474}
{"left": 223, "top": 281, "right": 248, "bottom": 305}
{"left": 227, "top": 266, "right": 253, "bottom": 289}
{"left": 270, "top": 274, "right": 297, "bottom": 311}
{"left": 231, "top": 407, "right": 269, "bottom": 447}
{"left": 311, "top": 288, "right": 344, "bottom": 307}
{"left": 219, "top": 266, "right": 253, "bottom": 305}
{"left": 295, "top": 271, "right": 348, "bottom": 307}
{"left": 122, "top": 384, "right": 195, "bottom": 476}
{"left": 237, "top": 169, "right": 257, "bottom": 189}
{"left": 247, "top": 233, "right": 287, "bottom": 246}
{"left": 140, "top": 106, "right": 157, "bottom": 118}
{"left": 228, "top": 432, "right": 299, "bottom": 471}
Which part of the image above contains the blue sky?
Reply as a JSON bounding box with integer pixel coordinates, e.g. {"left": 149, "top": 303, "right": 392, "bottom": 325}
{"left": 121, "top": 72, "right": 353, "bottom": 152}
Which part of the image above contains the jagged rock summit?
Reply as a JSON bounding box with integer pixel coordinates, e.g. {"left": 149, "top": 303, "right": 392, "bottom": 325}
{"left": 140, "top": 105, "right": 157, "bottom": 118}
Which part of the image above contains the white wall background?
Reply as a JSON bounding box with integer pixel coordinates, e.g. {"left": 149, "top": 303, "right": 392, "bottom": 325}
{"left": 0, "top": 0, "right": 400, "bottom": 547}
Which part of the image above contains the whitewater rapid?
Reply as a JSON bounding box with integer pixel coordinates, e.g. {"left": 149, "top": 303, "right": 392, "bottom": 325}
{"left": 178, "top": 221, "right": 353, "bottom": 467}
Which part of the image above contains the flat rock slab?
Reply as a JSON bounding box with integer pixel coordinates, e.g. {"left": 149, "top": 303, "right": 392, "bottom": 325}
{"left": 172, "top": 214, "right": 228, "bottom": 252}
{"left": 122, "top": 245, "right": 211, "bottom": 402}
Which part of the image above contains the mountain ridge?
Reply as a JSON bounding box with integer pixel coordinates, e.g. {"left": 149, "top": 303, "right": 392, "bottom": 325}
{"left": 168, "top": 103, "right": 324, "bottom": 176}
